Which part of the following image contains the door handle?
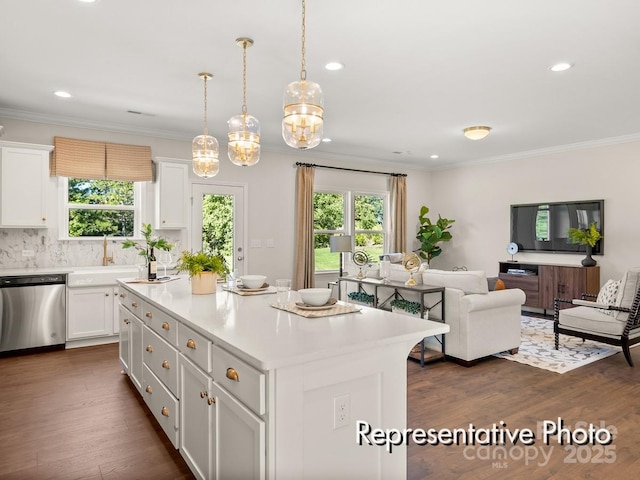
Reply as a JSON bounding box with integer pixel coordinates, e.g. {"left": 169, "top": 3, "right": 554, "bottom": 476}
{"left": 237, "top": 256, "right": 244, "bottom": 261}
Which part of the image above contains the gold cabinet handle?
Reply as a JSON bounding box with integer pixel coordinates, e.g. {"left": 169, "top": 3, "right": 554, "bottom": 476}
{"left": 124, "top": 318, "right": 130, "bottom": 325}
{"left": 161, "top": 407, "right": 169, "bottom": 417}
{"left": 226, "top": 367, "right": 239, "bottom": 382}
{"left": 105, "top": 293, "right": 110, "bottom": 297}
{"left": 208, "top": 397, "right": 215, "bottom": 405}
{"left": 161, "top": 321, "right": 170, "bottom": 330}
{"left": 131, "top": 301, "right": 138, "bottom": 308}
{"left": 162, "top": 360, "right": 170, "bottom": 369}
{"left": 186, "top": 339, "right": 196, "bottom": 349}
{"left": 42, "top": 217, "right": 46, "bottom": 221}
{"left": 200, "top": 391, "right": 207, "bottom": 398}
{"left": 146, "top": 312, "right": 153, "bottom": 318}
{"left": 145, "top": 385, "right": 152, "bottom": 394}
{"left": 119, "top": 293, "right": 125, "bottom": 298}
{"left": 146, "top": 345, "right": 153, "bottom": 353}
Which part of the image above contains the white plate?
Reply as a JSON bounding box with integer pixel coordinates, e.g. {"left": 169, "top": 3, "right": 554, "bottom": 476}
{"left": 295, "top": 298, "right": 337, "bottom": 310}
{"left": 237, "top": 283, "right": 269, "bottom": 292}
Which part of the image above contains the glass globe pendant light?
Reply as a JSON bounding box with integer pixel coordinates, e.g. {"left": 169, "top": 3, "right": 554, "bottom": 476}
{"left": 192, "top": 72, "right": 220, "bottom": 178}
{"left": 228, "top": 38, "right": 261, "bottom": 166}
{"left": 282, "top": 0, "right": 324, "bottom": 150}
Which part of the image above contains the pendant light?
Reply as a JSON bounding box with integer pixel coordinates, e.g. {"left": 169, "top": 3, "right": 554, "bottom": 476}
{"left": 282, "top": 0, "right": 324, "bottom": 150}
{"left": 228, "top": 38, "right": 261, "bottom": 166}
{"left": 192, "top": 72, "right": 220, "bottom": 178}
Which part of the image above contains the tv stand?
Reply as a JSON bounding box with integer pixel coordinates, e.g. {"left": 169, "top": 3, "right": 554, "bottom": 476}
{"left": 499, "top": 261, "right": 600, "bottom": 313}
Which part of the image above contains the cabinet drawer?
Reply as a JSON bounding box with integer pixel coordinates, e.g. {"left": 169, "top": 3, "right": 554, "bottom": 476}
{"left": 178, "top": 323, "right": 212, "bottom": 373}
{"left": 143, "top": 327, "right": 179, "bottom": 397}
{"left": 499, "top": 273, "right": 539, "bottom": 291}
{"left": 143, "top": 303, "right": 178, "bottom": 346}
{"left": 119, "top": 289, "right": 144, "bottom": 319}
{"left": 142, "top": 364, "right": 179, "bottom": 448}
{"left": 211, "top": 344, "right": 266, "bottom": 416}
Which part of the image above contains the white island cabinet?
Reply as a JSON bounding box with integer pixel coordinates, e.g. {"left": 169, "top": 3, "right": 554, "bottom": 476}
{"left": 118, "top": 278, "right": 449, "bottom": 480}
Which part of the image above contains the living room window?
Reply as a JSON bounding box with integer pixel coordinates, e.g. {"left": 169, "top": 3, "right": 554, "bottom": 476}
{"left": 59, "top": 177, "right": 143, "bottom": 238}
{"left": 314, "top": 190, "right": 387, "bottom": 272}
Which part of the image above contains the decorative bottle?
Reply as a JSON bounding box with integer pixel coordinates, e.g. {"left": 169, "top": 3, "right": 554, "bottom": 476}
{"left": 148, "top": 247, "right": 157, "bottom": 281}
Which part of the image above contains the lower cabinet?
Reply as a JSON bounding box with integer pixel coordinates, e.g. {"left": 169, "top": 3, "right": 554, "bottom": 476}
{"left": 118, "top": 305, "right": 131, "bottom": 374}
{"left": 129, "top": 315, "right": 143, "bottom": 393}
{"left": 68, "top": 286, "right": 119, "bottom": 341}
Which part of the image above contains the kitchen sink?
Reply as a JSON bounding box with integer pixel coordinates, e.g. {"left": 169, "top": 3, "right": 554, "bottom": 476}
{"left": 67, "top": 266, "right": 138, "bottom": 288}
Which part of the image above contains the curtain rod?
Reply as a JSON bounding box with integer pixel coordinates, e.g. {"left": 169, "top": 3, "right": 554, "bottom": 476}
{"left": 295, "top": 162, "right": 407, "bottom": 177}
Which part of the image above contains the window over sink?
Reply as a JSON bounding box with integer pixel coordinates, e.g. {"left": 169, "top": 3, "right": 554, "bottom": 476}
{"left": 59, "top": 177, "right": 143, "bottom": 238}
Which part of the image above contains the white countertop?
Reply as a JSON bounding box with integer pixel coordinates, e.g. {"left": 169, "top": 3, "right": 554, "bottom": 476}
{"left": 118, "top": 277, "right": 450, "bottom": 371}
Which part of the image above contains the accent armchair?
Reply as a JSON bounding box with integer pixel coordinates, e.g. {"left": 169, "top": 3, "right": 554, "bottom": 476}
{"left": 554, "top": 267, "right": 640, "bottom": 367}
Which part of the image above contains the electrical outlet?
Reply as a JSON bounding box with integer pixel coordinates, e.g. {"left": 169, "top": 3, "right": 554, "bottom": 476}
{"left": 333, "top": 394, "right": 350, "bottom": 429}
{"left": 22, "top": 250, "right": 34, "bottom": 257}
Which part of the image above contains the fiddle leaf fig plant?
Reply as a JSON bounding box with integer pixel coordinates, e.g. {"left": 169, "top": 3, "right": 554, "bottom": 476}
{"left": 122, "top": 223, "right": 173, "bottom": 259}
{"left": 415, "top": 206, "right": 455, "bottom": 265}
{"left": 567, "top": 222, "right": 602, "bottom": 247}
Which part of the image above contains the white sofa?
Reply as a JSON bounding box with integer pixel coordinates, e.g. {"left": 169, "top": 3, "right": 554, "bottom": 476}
{"left": 421, "top": 269, "right": 526, "bottom": 366}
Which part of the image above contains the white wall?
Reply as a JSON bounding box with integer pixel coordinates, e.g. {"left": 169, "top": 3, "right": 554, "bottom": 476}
{"left": 0, "top": 117, "right": 432, "bottom": 282}
{"left": 428, "top": 140, "right": 640, "bottom": 283}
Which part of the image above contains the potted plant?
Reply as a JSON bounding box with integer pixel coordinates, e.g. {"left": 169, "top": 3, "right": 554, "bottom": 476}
{"left": 347, "top": 291, "right": 375, "bottom": 307}
{"left": 175, "top": 250, "right": 229, "bottom": 294}
{"left": 122, "top": 224, "right": 173, "bottom": 279}
{"left": 567, "top": 222, "right": 602, "bottom": 267}
{"left": 415, "top": 206, "right": 455, "bottom": 266}
{"left": 390, "top": 298, "right": 423, "bottom": 318}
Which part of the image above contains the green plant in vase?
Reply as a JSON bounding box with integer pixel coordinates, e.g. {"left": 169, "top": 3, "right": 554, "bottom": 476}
{"left": 390, "top": 298, "right": 422, "bottom": 316}
{"left": 415, "top": 206, "right": 455, "bottom": 266}
{"left": 567, "top": 222, "right": 602, "bottom": 267}
{"left": 122, "top": 223, "right": 173, "bottom": 259}
{"left": 175, "top": 250, "right": 229, "bottom": 295}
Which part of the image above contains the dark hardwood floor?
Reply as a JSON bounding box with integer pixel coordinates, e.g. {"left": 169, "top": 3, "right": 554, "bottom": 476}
{"left": 0, "top": 340, "right": 638, "bottom": 479}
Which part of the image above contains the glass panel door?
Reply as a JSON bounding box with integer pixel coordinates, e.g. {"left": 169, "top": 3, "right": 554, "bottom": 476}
{"left": 192, "top": 184, "right": 245, "bottom": 276}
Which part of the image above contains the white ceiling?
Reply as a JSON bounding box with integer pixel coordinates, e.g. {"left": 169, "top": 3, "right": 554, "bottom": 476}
{"left": 2, "top": 0, "right": 640, "bottom": 170}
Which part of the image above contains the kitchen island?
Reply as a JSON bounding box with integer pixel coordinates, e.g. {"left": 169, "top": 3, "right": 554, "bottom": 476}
{"left": 117, "top": 277, "right": 449, "bottom": 480}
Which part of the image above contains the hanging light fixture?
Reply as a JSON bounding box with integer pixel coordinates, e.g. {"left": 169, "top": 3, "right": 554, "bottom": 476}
{"left": 228, "top": 38, "right": 261, "bottom": 166}
{"left": 192, "top": 72, "right": 220, "bottom": 178}
{"left": 282, "top": 0, "right": 324, "bottom": 150}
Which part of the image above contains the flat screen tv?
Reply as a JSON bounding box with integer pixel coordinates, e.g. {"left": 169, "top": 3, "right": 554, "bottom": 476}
{"left": 510, "top": 200, "right": 604, "bottom": 254}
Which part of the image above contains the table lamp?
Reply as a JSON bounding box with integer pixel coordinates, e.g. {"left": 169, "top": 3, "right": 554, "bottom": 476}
{"left": 329, "top": 235, "right": 352, "bottom": 278}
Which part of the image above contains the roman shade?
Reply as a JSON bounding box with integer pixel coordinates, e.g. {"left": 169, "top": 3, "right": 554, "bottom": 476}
{"left": 51, "top": 137, "right": 153, "bottom": 181}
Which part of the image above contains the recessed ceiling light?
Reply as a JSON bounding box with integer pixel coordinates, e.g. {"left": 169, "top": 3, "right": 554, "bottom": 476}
{"left": 321, "top": 137, "right": 332, "bottom": 143}
{"left": 54, "top": 91, "right": 72, "bottom": 98}
{"left": 550, "top": 62, "right": 573, "bottom": 72}
{"left": 430, "top": 154, "right": 439, "bottom": 159}
{"left": 324, "top": 62, "right": 344, "bottom": 71}
{"left": 78, "top": 0, "right": 98, "bottom": 3}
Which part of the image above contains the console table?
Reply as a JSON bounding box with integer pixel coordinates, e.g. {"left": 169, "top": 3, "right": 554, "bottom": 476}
{"left": 338, "top": 276, "right": 446, "bottom": 366}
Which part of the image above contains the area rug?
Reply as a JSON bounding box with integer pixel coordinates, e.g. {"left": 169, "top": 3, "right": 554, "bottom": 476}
{"left": 493, "top": 316, "right": 622, "bottom": 374}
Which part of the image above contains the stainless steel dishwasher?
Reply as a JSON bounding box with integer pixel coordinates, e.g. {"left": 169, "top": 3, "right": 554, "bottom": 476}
{"left": 0, "top": 273, "right": 67, "bottom": 353}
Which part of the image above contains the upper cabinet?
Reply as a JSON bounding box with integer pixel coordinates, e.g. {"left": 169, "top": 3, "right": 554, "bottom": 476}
{"left": 0, "top": 141, "right": 53, "bottom": 228}
{"left": 154, "top": 159, "right": 188, "bottom": 229}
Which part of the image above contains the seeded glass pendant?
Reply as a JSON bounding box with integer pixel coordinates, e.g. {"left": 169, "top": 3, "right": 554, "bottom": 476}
{"left": 228, "top": 38, "right": 261, "bottom": 166}
{"left": 192, "top": 72, "right": 220, "bottom": 178}
{"left": 282, "top": 0, "right": 324, "bottom": 150}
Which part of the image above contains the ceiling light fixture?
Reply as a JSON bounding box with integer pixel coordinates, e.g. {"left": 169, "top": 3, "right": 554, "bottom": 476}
{"left": 192, "top": 72, "right": 220, "bottom": 178}
{"left": 324, "top": 62, "right": 344, "bottom": 71}
{"left": 282, "top": 0, "right": 324, "bottom": 150}
{"left": 54, "top": 91, "right": 72, "bottom": 98}
{"left": 463, "top": 126, "right": 491, "bottom": 140}
{"left": 550, "top": 62, "right": 573, "bottom": 72}
{"left": 228, "top": 37, "right": 260, "bottom": 167}
{"left": 430, "top": 154, "right": 439, "bottom": 159}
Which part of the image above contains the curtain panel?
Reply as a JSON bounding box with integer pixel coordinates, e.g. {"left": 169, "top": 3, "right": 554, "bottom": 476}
{"left": 294, "top": 165, "right": 316, "bottom": 289}
{"left": 389, "top": 175, "right": 407, "bottom": 253}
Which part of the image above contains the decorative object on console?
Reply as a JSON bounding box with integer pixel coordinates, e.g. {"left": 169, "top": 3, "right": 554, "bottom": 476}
{"left": 567, "top": 221, "right": 602, "bottom": 266}
{"left": 282, "top": 0, "right": 324, "bottom": 150}
{"left": 347, "top": 291, "right": 375, "bottom": 306}
{"left": 507, "top": 242, "right": 519, "bottom": 261}
{"left": 352, "top": 250, "right": 370, "bottom": 279}
{"left": 415, "top": 206, "right": 455, "bottom": 266}
{"left": 228, "top": 37, "right": 261, "bottom": 167}
{"left": 329, "top": 235, "right": 352, "bottom": 278}
{"left": 402, "top": 252, "right": 422, "bottom": 287}
{"left": 390, "top": 298, "right": 422, "bottom": 317}
{"left": 192, "top": 72, "right": 220, "bottom": 178}
{"left": 175, "top": 250, "right": 229, "bottom": 295}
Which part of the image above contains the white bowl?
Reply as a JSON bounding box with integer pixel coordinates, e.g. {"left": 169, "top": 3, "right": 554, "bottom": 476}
{"left": 240, "top": 275, "right": 267, "bottom": 289}
{"left": 298, "top": 288, "right": 332, "bottom": 306}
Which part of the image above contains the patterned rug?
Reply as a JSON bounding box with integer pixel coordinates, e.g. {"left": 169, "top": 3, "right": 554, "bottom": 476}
{"left": 494, "top": 316, "right": 622, "bottom": 374}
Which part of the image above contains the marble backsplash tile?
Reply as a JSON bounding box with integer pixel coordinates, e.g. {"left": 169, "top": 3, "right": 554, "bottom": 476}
{"left": 0, "top": 229, "right": 183, "bottom": 269}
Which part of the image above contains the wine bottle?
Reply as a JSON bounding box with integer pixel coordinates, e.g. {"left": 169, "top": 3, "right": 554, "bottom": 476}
{"left": 148, "top": 247, "right": 157, "bottom": 281}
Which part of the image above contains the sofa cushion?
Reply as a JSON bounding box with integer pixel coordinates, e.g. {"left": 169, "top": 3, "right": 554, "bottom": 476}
{"left": 422, "top": 269, "right": 489, "bottom": 294}
{"left": 596, "top": 279, "right": 621, "bottom": 316}
{"left": 614, "top": 267, "right": 640, "bottom": 321}
{"left": 559, "top": 306, "right": 626, "bottom": 336}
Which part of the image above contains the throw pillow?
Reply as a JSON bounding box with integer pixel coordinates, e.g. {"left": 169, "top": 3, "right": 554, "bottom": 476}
{"left": 596, "top": 279, "right": 621, "bottom": 316}
{"left": 495, "top": 278, "right": 506, "bottom": 290}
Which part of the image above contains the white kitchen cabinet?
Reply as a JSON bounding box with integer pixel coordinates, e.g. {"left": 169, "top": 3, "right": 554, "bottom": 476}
{"left": 155, "top": 159, "right": 188, "bottom": 229}
{"left": 179, "top": 355, "right": 216, "bottom": 480}
{"left": 119, "top": 291, "right": 144, "bottom": 393}
{"left": 118, "top": 305, "right": 131, "bottom": 374}
{"left": 67, "top": 286, "right": 116, "bottom": 340}
{"left": 0, "top": 142, "right": 52, "bottom": 228}
{"left": 129, "top": 315, "right": 144, "bottom": 394}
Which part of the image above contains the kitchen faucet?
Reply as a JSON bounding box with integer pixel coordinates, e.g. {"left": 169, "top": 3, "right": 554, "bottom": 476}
{"left": 103, "top": 236, "right": 113, "bottom": 266}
